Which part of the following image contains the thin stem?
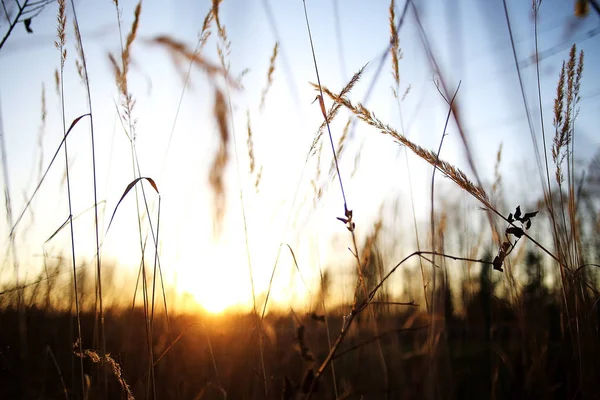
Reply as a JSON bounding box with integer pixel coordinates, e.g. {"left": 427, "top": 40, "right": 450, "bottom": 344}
{"left": 428, "top": 80, "right": 460, "bottom": 396}
{"left": 58, "top": 42, "right": 85, "bottom": 399}
{"left": 533, "top": 0, "right": 558, "bottom": 241}
{"left": 302, "top": 1, "right": 389, "bottom": 395}
{"left": 318, "top": 264, "right": 338, "bottom": 399}
{"left": 0, "top": 87, "right": 26, "bottom": 397}
{"left": 69, "top": 1, "right": 107, "bottom": 394}
{"left": 308, "top": 250, "right": 494, "bottom": 398}
{"left": 302, "top": 0, "right": 347, "bottom": 212}
{"left": 394, "top": 73, "right": 429, "bottom": 312}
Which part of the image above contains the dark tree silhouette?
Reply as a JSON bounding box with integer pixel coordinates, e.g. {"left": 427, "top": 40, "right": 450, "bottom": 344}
{"left": 0, "top": 0, "right": 54, "bottom": 51}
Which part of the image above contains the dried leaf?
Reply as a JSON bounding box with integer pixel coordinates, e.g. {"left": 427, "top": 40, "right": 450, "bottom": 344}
{"left": 24, "top": 18, "right": 33, "bottom": 34}
{"left": 493, "top": 256, "right": 504, "bottom": 272}
{"left": 523, "top": 211, "right": 538, "bottom": 220}
{"left": 107, "top": 177, "right": 159, "bottom": 233}
{"left": 514, "top": 205, "right": 522, "bottom": 220}
{"left": 45, "top": 217, "right": 70, "bottom": 243}
{"left": 506, "top": 226, "right": 524, "bottom": 238}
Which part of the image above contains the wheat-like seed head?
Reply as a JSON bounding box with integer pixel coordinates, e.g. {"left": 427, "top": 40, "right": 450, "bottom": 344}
{"left": 246, "top": 110, "right": 255, "bottom": 174}
{"left": 108, "top": 0, "right": 141, "bottom": 104}
{"left": 122, "top": 2, "right": 142, "bottom": 75}
{"left": 75, "top": 346, "right": 134, "bottom": 400}
{"left": 55, "top": 0, "right": 67, "bottom": 68}
{"left": 328, "top": 116, "right": 352, "bottom": 178}
{"left": 151, "top": 36, "right": 240, "bottom": 89}
{"left": 260, "top": 42, "right": 279, "bottom": 110}
{"left": 552, "top": 45, "right": 584, "bottom": 185}
{"left": 389, "top": 0, "right": 401, "bottom": 88}
{"left": 72, "top": 19, "right": 88, "bottom": 86}
{"left": 255, "top": 165, "right": 263, "bottom": 192}
{"left": 312, "top": 140, "right": 324, "bottom": 204}
{"left": 210, "top": 87, "right": 229, "bottom": 236}
{"left": 212, "top": 0, "right": 224, "bottom": 30}
{"left": 199, "top": 6, "right": 215, "bottom": 51}
{"left": 318, "top": 87, "right": 492, "bottom": 209}
{"left": 309, "top": 64, "right": 366, "bottom": 156}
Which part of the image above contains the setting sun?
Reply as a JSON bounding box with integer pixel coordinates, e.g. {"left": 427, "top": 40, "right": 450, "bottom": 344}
{"left": 176, "top": 259, "right": 250, "bottom": 314}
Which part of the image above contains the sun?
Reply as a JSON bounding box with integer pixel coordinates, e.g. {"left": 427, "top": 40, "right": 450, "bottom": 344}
{"left": 192, "top": 287, "right": 236, "bottom": 314}
{"left": 175, "top": 252, "right": 253, "bottom": 315}
{"left": 178, "top": 273, "right": 246, "bottom": 314}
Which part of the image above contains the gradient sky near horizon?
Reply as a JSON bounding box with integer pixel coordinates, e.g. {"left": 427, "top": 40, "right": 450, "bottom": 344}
{"left": 1, "top": 0, "right": 599, "bottom": 313}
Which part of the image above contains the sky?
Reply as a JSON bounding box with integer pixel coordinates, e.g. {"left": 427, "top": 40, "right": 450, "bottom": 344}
{"left": 1, "top": 0, "right": 599, "bottom": 313}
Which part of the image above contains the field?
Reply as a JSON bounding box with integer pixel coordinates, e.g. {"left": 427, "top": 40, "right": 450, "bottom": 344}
{"left": 0, "top": 0, "right": 599, "bottom": 399}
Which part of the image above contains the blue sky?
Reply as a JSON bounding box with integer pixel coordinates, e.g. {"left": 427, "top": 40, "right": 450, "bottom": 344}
{"left": 1, "top": 0, "right": 599, "bottom": 312}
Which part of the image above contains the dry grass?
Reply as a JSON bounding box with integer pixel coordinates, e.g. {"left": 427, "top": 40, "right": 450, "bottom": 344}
{"left": 315, "top": 84, "right": 492, "bottom": 210}
{"left": 149, "top": 36, "right": 239, "bottom": 90}
{"left": 309, "top": 64, "right": 366, "bottom": 157}
{"left": 389, "top": 0, "right": 401, "bottom": 88}
{"left": 74, "top": 340, "right": 134, "bottom": 400}
{"left": 259, "top": 42, "right": 279, "bottom": 110}
{"left": 209, "top": 87, "right": 230, "bottom": 236}
{"left": 108, "top": 1, "right": 141, "bottom": 122}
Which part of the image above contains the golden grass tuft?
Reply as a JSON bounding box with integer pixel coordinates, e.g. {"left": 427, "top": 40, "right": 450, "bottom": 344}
{"left": 123, "top": 2, "right": 142, "bottom": 80}
{"left": 389, "top": 0, "right": 401, "bottom": 87}
{"left": 53, "top": 69, "right": 60, "bottom": 96}
{"left": 212, "top": 0, "right": 224, "bottom": 30}
{"left": 552, "top": 44, "right": 583, "bottom": 185}
{"left": 109, "top": 1, "right": 142, "bottom": 100}
{"left": 210, "top": 87, "right": 230, "bottom": 235}
{"left": 72, "top": 19, "right": 87, "bottom": 85}
{"left": 217, "top": 26, "right": 231, "bottom": 72}
{"left": 246, "top": 110, "right": 255, "bottom": 175}
{"left": 74, "top": 342, "right": 134, "bottom": 400}
{"left": 309, "top": 64, "right": 367, "bottom": 156}
{"left": 199, "top": 5, "right": 215, "bottom": 51}
{"left": 260, "top": 42, "right": 279, "bottom": 110}
{"left": 328, "top": 116, "right": 352, "bottom": 178}
{"left": 245, "top": 110, "right": 263, "bottom": 191}
{"left": 54, "top": 0, "right": 67, "bottom": 68}
{"left": 150, "top": 36, "right": 240, "bottom": 89}
{"left": 254, "top": 165, "right": 263, "bottom": 192}
{"left": 107, "top": 0, "right": 142, "bottom": 140}
{"left": 312, "top": 140, "right": 324, "bottom": 205}
{"left": 401, "top": 84, "right": 411, "bottom": 101}
{"left": 317, "top": 86, "right": 491, "bottom": 209}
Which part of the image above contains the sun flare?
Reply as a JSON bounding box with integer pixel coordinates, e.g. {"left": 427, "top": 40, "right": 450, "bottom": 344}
{"left": 175, "top": 251, "right": 253, "bottom": 314}
{"left": 190, "top": 290, "right": 233, "bottom": 314}
{"left": 178, "top": 275, "right": 245, "bottom": 314}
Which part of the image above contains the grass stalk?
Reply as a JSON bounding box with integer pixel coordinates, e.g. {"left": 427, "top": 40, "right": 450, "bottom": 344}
{"left": 427, "top": 81, "right": 460, "bottom": 399}
{"left": 0, "top": 91, "right": 27, "bottom": 393}
{"left": 111, "top": 1, "right": 158, "bottom": 396}
{"left": 68, "top": 0, "right": 108, "bottom": 394}
{"left": 319, "top": 86, "right": 561, "bottom": 264}
{"left": 302, "top": 1, "right": 389, "bottom": 396}
{"left": 55, "top": 1, "right": 85, "bottom": 394}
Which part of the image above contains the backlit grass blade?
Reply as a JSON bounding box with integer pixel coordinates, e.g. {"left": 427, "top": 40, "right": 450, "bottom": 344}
{"left": 106, "top": 177, "right": 159, "bottom": 234}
